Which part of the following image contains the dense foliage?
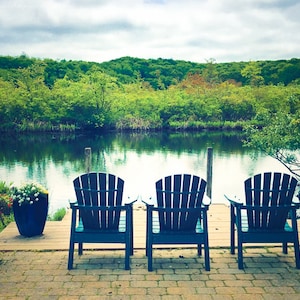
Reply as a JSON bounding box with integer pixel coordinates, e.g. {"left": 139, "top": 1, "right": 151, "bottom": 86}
{"left": 244, "top": 111, "right": 300, "bottom": 179}
{"left": 0, "top": 55, "right": 299, "bottom": 132}
{"left": 0, "top": 181, "right": 13, "bottom": 231}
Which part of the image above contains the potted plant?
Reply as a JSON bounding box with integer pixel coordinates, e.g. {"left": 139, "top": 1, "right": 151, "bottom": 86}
{"left": 10, "top": 182, "right": 49, "bottom": 237}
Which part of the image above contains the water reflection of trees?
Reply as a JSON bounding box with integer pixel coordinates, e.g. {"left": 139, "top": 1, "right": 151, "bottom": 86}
{"left": 111, "top": 131, "right": 248, "bottom": 154}
{"left": 0, "top": 131, "right": 248, "bottom": 178}
{"left": 0, "top": 131, "right": 265, "bottom": 212}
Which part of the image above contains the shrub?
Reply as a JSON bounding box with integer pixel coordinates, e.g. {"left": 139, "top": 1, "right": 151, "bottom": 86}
{"left": 0, "top": 181, "right": 13, "bottom": 230}
{"left": 49, "top": 207, "right": 66, "bottom": 221}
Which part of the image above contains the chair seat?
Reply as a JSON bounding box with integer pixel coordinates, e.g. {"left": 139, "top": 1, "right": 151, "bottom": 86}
{"left": 76, "top": 215, "right": 127, "bottom": 233}
{"left": 240, "top": 214, "right": 293, "bottom": 233}
{"left": 152, "top": 216, "right": 204, "bottom": 234}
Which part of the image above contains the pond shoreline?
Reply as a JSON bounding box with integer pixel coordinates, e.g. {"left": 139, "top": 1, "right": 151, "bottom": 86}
{"left": 0, "top": 121, "right": 248, "bottom": 134}
{"left": 0, "top": 130, "right": 287, "bottom": 215}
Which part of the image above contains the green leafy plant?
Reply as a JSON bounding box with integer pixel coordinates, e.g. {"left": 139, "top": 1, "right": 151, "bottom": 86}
{"left": 0, "top": 181, "right": 14, "bottom": 229}
{"left": 244, "top": 112, "right": 300, "bottom": 180}
{"left": 49, "top": 208, "right": 66, "bottom": 221}
{"left": 0, "top": 193, "right": 12, "bottom": 215}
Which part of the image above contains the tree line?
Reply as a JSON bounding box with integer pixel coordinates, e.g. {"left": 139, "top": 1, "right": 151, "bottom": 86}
{"left": 1, "top": 55, "right": 300, "bottom": 89}
{"left": 0, "top": 55, "right": 299, "bottom": 132}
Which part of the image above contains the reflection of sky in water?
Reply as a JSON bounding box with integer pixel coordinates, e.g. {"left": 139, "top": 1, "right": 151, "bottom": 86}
{"left": 103, "top": 149, "right": 289, "bottom": 205}
{"left": 0, "top": 145, "right": 294, "bottom": 216}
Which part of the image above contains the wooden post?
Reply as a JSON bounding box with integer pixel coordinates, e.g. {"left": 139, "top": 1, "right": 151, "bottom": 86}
{"left": 206, "top": 147, "right": 213, "bottom": 199}
{"left": 85, "top": 147, "right": 92, "bottom": 173}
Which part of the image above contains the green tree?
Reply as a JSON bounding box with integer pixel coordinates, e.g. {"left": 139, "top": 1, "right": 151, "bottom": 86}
{"left": 241, "top": 61, "right": 264, "bottom": 86}
{"left": 202, "top": 58, "right": 219, "bottom": 86}
{"left": 244, "top": 111, "right": 300, "bottom": 179}
{"left": 84, "top": 68, "right": 118, "bottom": 127}
{"left": 3, "top": 62, "right": 52, "bottom": 129}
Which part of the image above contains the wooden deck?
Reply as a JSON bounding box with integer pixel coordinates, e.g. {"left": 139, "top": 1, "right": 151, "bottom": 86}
{"left": 2, "top": 203, "right": 273, "bottom": 251}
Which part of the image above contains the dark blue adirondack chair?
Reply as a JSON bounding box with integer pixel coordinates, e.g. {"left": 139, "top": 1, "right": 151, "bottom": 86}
{"left": 68, "top": 172, "right": 135, "bottom": 270}
{"left": 144, "top": 174, "right": 211, "bottom": 271}
{"left": 226, "top": 172, "right": 300, "bottom": 269}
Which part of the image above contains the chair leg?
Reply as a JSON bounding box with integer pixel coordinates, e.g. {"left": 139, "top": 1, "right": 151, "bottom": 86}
{"left": 128, "top": 206, "right": 134, "bottom": 256}
{"left": 230, "top": 206, "right": 235, "bottom": 255}
{"left": 294, "top": 241, "right": 300, "bottom": 269}
{"left": 148, "top": 246, "right": 153, "bottom": 272}
{"left": 146, "top": 206, "right": 153, "bottom": 271}
{"left": 204, "top": 245, "right": 210, "bottom": 271}
{"left": 130, "top": 226, "right": 134, "bottom": 256}
{"left": 282, "top": 242, "right": 288, "bottom": 254}
{"left": 290, "top": 210, "right": 300, "bottom": 269}
{"left": 125, "top": 241, "right": 130, "bottom": 270}
{"left": 237, "top": 240, "right": 244, "bottom": 269}
{"left": 292, "top": 219, "right": 300, "bottom": 269}
{"left": 146, "top": 239, "right": 149, "bottom": 257}
{"left": 230, "top": 227, "right": 235, "bottom": 254}
{"left": 147, "top": 236, "right": 153, "bottom": 271}
{"left": 68, "top": 241, "right": 75, "bottom": 270}
{"left": 197, "top": 244, "right": 202, "bottom": 256}
{"left": 68, "top": 208, "right": 77, "bottom": 270}
{"left": 78, "top": 242, "right": 83, "bottom": 255}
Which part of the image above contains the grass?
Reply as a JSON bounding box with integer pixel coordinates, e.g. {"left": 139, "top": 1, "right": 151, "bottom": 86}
{"left": 48, "top": 207, "right": 67, "bottom": 221}
{"left": 0, "top": 213, "right": 14, "bottom": 233}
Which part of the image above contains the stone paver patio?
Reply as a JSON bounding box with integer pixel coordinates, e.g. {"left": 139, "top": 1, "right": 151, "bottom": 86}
{"left": 1, "top": 204, "right": 300, "bottom": 299}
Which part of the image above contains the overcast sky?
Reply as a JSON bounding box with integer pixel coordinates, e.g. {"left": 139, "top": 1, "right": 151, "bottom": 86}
{"left": 0, "top": 0, "right": 299, "bottom": 64}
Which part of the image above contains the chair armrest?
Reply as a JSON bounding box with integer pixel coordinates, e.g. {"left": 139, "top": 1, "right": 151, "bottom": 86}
{"left": 203, "top": 194, "right": 211, "bottom": 206}
{"left": 292, "top": 196, "right": 300, "bottom": 208}
{"left": 124, "top": 199, "right": 137, "bottom": 206}
{"left": 142, "top": 197, "right": 154, "bottom": 207}
{"left": 224, "top": 194, "right": 243, "bottom": 206}
{"left": 123, "top": 195, "right": 139, "bottom": 205}
{"left": 69, "top": 201, "right": 78, "bottom": 208}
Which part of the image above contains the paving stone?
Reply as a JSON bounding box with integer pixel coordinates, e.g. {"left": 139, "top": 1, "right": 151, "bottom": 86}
{"left": 0, "top": 248, "right": 299, "bottom": 298}
{"left": 1, "top": 204, "right": 300, "bottom": 299}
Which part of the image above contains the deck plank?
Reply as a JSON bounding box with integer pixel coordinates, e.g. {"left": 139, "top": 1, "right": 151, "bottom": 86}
{"left": 0, "top": 204, "right": 233, "bottom": 251}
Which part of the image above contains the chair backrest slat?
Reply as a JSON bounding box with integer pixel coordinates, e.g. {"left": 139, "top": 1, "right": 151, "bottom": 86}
{"left": 178, "top": 174, "right": 191, "bottom": 227}
{"left": 73, "top": 172, "right": 124, "bottom": 230}
{"left": 244, "top": 172, "right": 298, "bottom": 230}
{"left": 156, "top": 174, "right": 207, "bottom": 232}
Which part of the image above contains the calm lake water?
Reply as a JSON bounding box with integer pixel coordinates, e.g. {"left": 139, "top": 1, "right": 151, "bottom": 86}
{"left": 0, "top": 131, "right": 289, "bottom": 215}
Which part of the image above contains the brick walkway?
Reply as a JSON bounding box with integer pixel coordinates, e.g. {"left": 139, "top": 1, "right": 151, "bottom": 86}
{"left": 1, "top": 247, "right": 300, "bottom": 299}
{"left": 1, "top": 204, "right": 300, "bottom": 299}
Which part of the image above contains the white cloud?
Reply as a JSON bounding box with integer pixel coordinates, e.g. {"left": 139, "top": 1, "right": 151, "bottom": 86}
{"left": 0, "top": 0, "right": 299, "bottom": 63}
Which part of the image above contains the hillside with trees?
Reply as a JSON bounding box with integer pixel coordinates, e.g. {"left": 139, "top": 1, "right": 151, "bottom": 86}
{"left": 0, "top": 55, "right": 299, "bottom": 132}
